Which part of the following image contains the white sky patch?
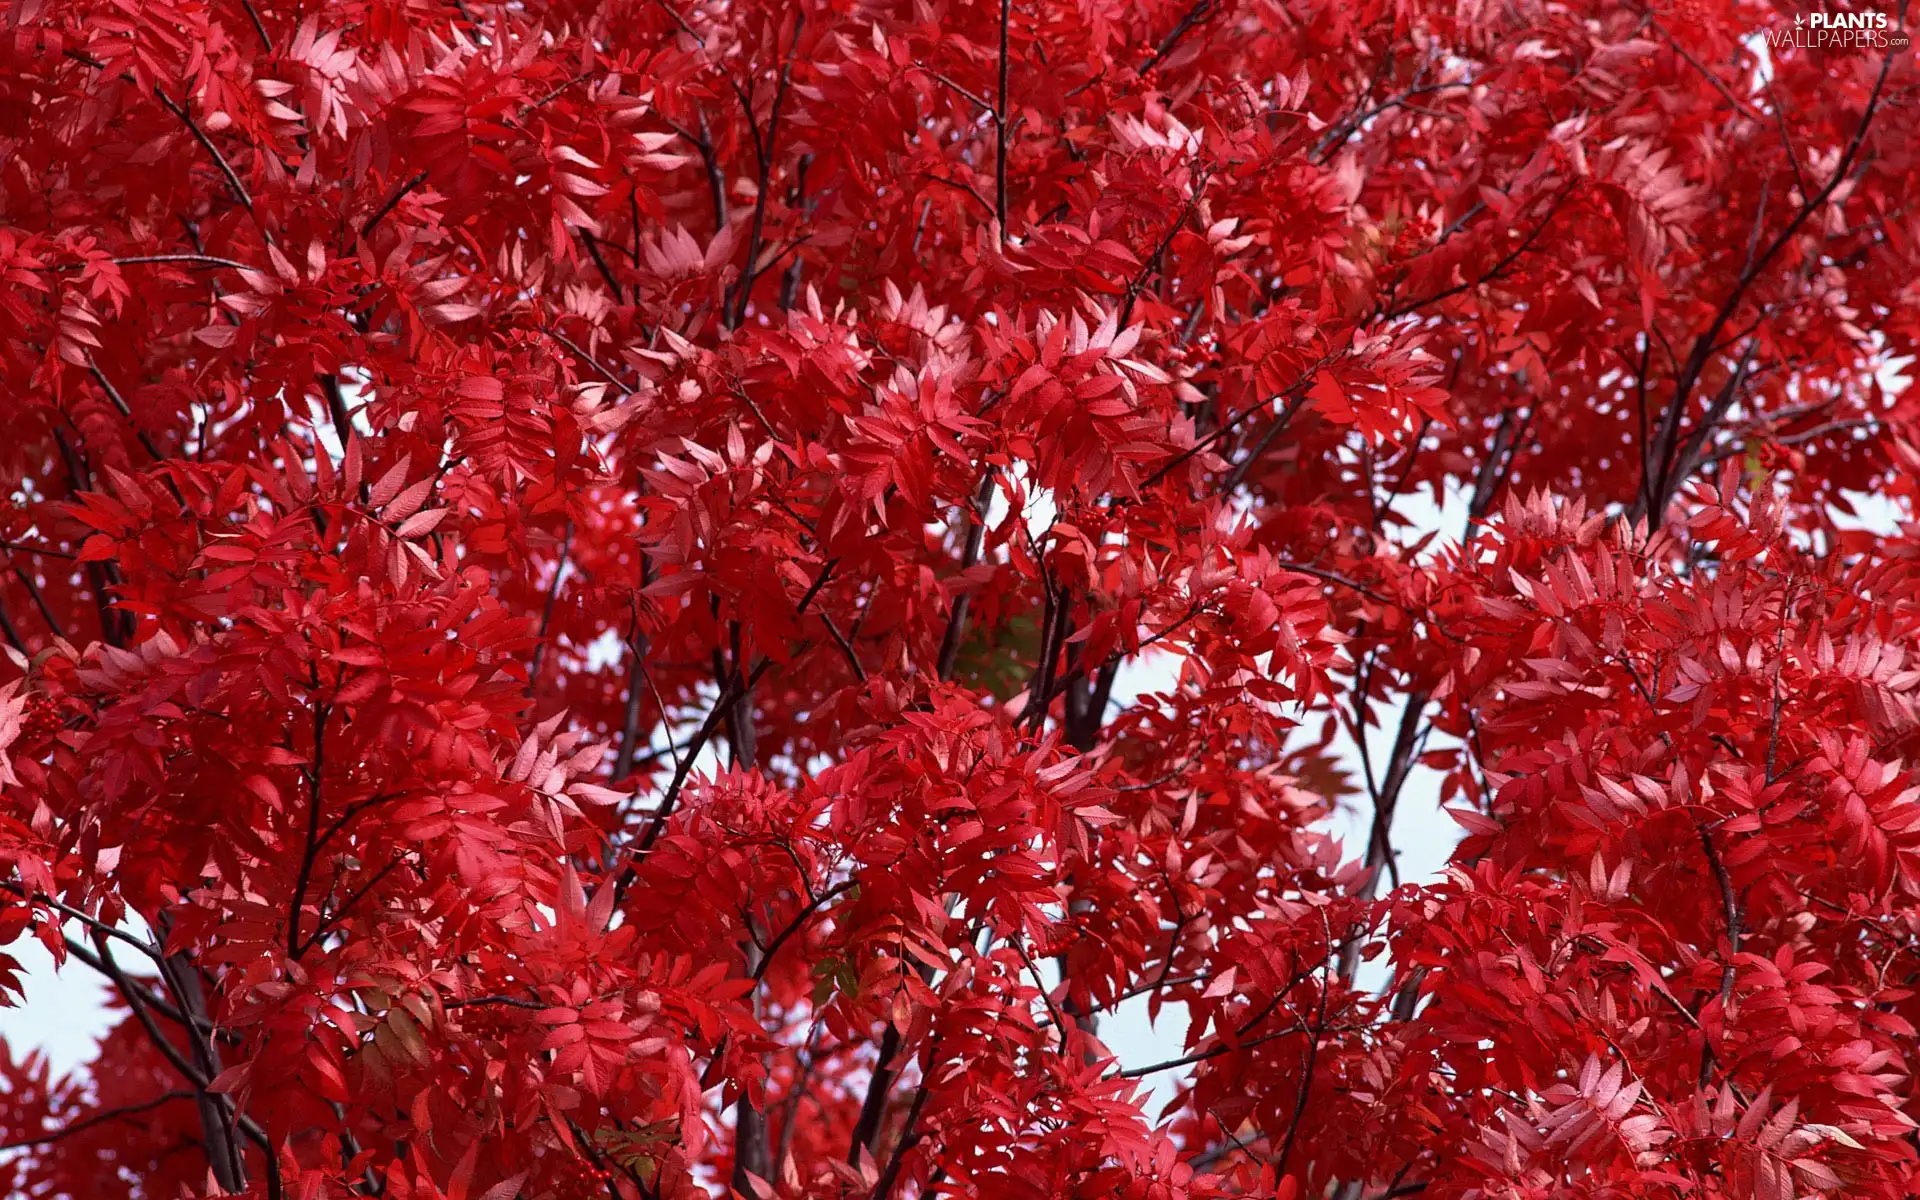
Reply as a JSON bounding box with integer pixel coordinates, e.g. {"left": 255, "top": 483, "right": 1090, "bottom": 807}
{"left": 2, "top": 931, "right": 113, "bottom": 1078}
{"left": 1079, "top": 481, "right": 1470, "bottom": 1090}
{"left": 2, "top": 913, "right": 157, "bottom": 1078}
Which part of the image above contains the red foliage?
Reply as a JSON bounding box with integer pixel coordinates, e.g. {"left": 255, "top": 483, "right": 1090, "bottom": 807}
{"left": 0, "top": 0, "right": 1917, "bottom": 1197}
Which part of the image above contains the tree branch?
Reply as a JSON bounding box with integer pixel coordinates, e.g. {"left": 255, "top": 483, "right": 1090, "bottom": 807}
{"left": 727, "top": 13, "right": 804, "bottom": 329}
{"left": 994, "top": 0, "right": 1012, "bottom": 239}
{"left": 152, "top": 87, "right": 255, "bottom": 214}
{"left": 360, "top": 171, "right": 427, "bottom": 241}
{"left": 288, "top": 700, "right": 331, "bottom": 959}
{"left": 1138, "top": 0, "right": 1214, "bottom": 75}
{"left": 1635, "top": 46, "right": 1895, "bottom": 521}
{"left": 0, "top": 1090, "right": 192, "bottom": 1151}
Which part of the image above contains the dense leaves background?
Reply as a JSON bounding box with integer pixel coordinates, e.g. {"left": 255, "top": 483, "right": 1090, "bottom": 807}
{"left": 0, "top": 0, "right": 1918, "bottom": 1196}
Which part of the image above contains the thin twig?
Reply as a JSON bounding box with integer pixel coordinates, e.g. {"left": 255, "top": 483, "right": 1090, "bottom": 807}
{"left": 994, "top": 0, "right": 1012, "bottom": 239}
{"left": 1138, "top": 0, "right": 1214, "bottom": 75}
{"left": 152, "top": 88, "right": 254, "bottom": 213}
{"left": 0, "top": 1091, "right": 192, "bottom": 1150}
{"left": 360, "top": 171, "right": 428, "bottom": 240}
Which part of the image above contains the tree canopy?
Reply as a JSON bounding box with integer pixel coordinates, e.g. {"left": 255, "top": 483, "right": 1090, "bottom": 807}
{"left": 1, "top": 0, "right": 1918, "bottom": 1197}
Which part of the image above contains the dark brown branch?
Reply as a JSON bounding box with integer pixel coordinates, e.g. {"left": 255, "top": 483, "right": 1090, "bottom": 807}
{"left": 297, "top": 851, "right": 411, "bottom": 957}
{"left": 1278, "top": 561, "right": 1397, "bottom": 607}
{"left": 1017, "top": 582, "right": 1067, "bottom": 730}
{"left": 360, "top": 171, "right": 427, "bottom": 240}
{"left": 84, "top": 357, "right": 170, "bottom": 466}
{"left": 847, "top": 476, "right": 996, "bottom": 1161}
{"left": 1139, "top": 356, "right": 1333, "bottom": 491}
{"left": 1138, "top": 0, "right": 1214, "bottom": 75}
{"left": 1383, "top": 186, "right": 1570, "bottom": 319}
{"left": 867, "top": 1040, "right": 940, "bottom": 1200}
{"left": 1273, "top": 928, "right": 1332, "bottom": 1178}
{"left": 0, "top": 540, "right": 74, "bottom": 560}
{"left": 1220, "top": 390, "right": 1309, "bottom": 494}
{"left": 1649, "top": 21, "right": 1766, "bottom": 123}
{"left": 287, "top": 703, "right": 330, "bottom": 958}
{"left": 51, "top": 426, "right": 129, "bottom": 647}
{"left": 0, "top": 1090, "right": 192, "bottom": 1150}
{"left": 613, "top": 634, "right": 651, "bottom": 780}
{"left": 0, "top": 883, "right": 160, "bottom": 961}
{"left": 308, "top": 791, "right": 404, "bottom": 861}
{"left": 819, "top": 610, "right": 867, "bottom": 682}
{"left": 237, "top": 0, "right": 272, "bottom": 49}
{"left": 46, "top": 253, "right": 251, "bottom": 271}
{"left": 53, "top": 934, "right": 195, "bottom": 1030}
{"left": 547, "top": 328, "right": 635, "bottom": 395}
{"left": 152, "top": 935, "right": 265, "bottom": 1193}
{"left": 1697, "top": 822, "right": 1741, "bottom": 1004}
{"left": 628, "top": 562, "right": 835, "bottom": 862}
{"left": 778, "top": 154, "right": 814, "bottom": 310}
{"left": 922, "top": 171, "right": 996, "bottom": 218}
{"left": 445, "top": 993, "right": 548, "bottom": 1010}
{"left": 1119, "top": 167, "right": 1209, "bottom": 328}
{"left": 918, "top": 66, "right": 995, "bottom": 115}
{"left": 7, "top": 558, "right": 65, "bottom": 639}
{"left": 728, "top": 13, "right": 804, "bottom": 329}
{"left": 698, "top": 112, "right": 729, "bottom": 232}
{"left": 1313, "top": 81, "right": 1471, "bottom": 164}
{"left": 528, "top": 521, "right": 575, "bottom": 688}
{"left": 152, "top": 88, "right": 254, "bottom": 213}
{"left": 1636, "top": 47, "right": 1894, "bottom": 520}
{"left": 0, "top": 603, "right": 23, "bottom": 653}
{"left": 754, "top": 880, "right": 857, "bottom": 984}
{"left": 847, "top": 1033, "right": 905, "bottom": 1160}
{"left": 579, "top": 229, "right": 625, "bottom": 303}
{"left": 320, "top": 372, "right": 355, "bottom": 449}
{"left": 92, "top": 935, "right": 250, "bottom": 1192}
{"left": 1015, "top": 938, "right": 1071, "bottom": 1054}
{"left": 1115, "top": 1020, "right": 1321, "bottom": 1079}
{"left": 1114, "top": 963, "right": 1322, "bottom": 1079}
{"left": 720, "top": 620, "right": 771, "bottom": 1195}
{"left": 934, "top": 471, "right": 997, "bottom": 682}
{"left": 994, "top": 0, "right": 1012, "bottom": 238}
{"left": 1663, "top": 337, "right": 1761, "bottom": 496}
